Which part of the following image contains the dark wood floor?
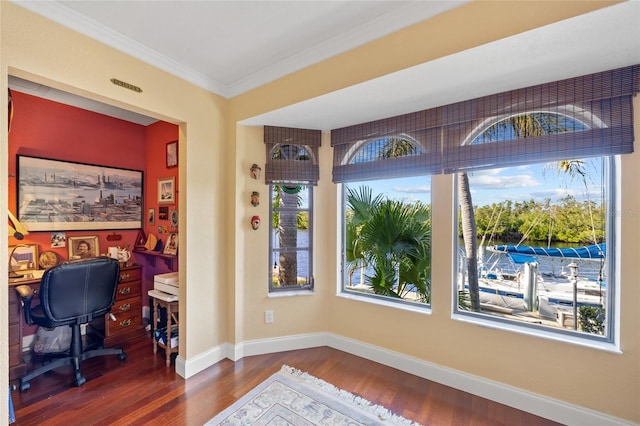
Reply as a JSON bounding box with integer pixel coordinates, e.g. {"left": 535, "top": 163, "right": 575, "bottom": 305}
{"left": 11, "top": 335, "right": 561, "bottom": 425}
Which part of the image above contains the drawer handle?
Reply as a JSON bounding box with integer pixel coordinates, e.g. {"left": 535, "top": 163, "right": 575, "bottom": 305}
{"left": 119, "top": 319, "right": 132, "bottom": 327}
{"left": 119, "top": 287, "right": 131, "bottom": 295}
{"left": 120, "top": 273, "right": 130, "bottom": 281}
{"left": 119, "top": 304, "right": 131, "bottom": 311}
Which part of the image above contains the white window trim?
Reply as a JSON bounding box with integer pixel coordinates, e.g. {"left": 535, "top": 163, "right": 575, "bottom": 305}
{"left": 451, "top": 156, "right": 620, "bottom": 350}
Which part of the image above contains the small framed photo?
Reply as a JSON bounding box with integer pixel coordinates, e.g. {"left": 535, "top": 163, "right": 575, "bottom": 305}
{"left": 166, "top": 140, "right": 178, "bottom": 168}
{"left": 163, "top": 233, "right": 178, "bottom": 255}
{"left": 9, "top": 244, "right": 39, "bottom": 273}
{"left": 158, "top": 177, "right": 175, "bottom": 204}
{"left": 158, "top": 206, "right": 169, "bottom": 220}
{"left": 148, "top": 208, "right": 156, "bottom": 225}
{"left": 68, "top": 236, "right": 99, "bottom": 260}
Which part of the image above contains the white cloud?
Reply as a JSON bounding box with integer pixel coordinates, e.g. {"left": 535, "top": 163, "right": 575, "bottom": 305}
{"left": 392, "top": 185, "right": 431, "bottom": 194}
{"left": 469, "top": 172, "right": 539, "bottom": 189}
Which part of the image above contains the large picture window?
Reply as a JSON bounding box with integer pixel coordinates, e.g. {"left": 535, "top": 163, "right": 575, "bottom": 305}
{"left": 455, "top": 147, "right": 613, "bottom": 341}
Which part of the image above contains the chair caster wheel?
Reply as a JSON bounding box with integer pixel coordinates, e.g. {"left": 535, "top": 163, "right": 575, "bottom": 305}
{"left": 74, "top": 375, "right": 86, "bottom": 387}
{"left": 118, "top": 352, "right": 127, "bottom": 361}
{"left": 19, "top": 381, "right": 30, "bottom": 392}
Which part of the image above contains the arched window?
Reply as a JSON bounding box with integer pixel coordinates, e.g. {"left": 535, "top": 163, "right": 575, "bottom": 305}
{"left": 338, "top": 135, "right": 432, "bottom": 306}
{"left": 455, "top": 109, "right": 612, "bottom": 342}
{"left": 264, "top": 127, "right": 320, "bottom": 293}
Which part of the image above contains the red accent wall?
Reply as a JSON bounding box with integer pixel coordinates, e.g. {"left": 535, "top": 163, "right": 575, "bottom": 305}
{"left": 8, "top": 90, "right": 178, "bottom": 276}
{"left": 144, "top": 120, "right": 179, "bottom": 242}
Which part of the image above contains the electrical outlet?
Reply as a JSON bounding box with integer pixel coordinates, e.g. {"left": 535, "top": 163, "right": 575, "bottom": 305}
{"left": 265, "top": 310, "right": 274, "bottom": 323}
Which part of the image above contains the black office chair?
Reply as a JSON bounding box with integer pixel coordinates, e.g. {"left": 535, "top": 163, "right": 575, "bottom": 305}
{"left": 15, "top": 257, "right": 127, "bottom": 391}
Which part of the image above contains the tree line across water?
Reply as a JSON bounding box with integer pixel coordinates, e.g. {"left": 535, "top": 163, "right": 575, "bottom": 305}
{"left": 468, "top": 195, "right": 605, "bottom": 245}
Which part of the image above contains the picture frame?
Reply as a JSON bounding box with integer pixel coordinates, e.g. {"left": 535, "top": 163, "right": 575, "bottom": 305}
{"left": 158, "top": 206, "right": 169, "bottom": 220}
{"left": 68, "top": 236, "right": 100, "bottom": 260}
{"left": 158, "top": 177, "right": 175, "bottom": 204}
{"left": 17, "top": 155, "right": 143, "bottom": 231}
{"left": 148, "top": 208, "right": 156, "bottom": 225}
{"left": 163, "top": 232, "right": 178, "bottom": 255}
{"left": 9, "top": 244, "right": 39, "bottom": 274}
{"left": 166, "top": 140, "right": 178, "bottom": 168}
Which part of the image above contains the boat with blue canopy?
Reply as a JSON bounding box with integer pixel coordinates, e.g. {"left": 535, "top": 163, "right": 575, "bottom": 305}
{"left": 490, "top": 243, "right": 606, "bottom": 260}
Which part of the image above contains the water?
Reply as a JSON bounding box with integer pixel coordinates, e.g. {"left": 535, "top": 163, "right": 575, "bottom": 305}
{"left": 344, "top": 239, "right": 606, "bottom": 288}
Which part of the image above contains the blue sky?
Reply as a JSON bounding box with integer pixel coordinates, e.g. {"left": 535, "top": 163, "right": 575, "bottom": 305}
{"left": 358, "top": 158, "right": 604, "bottom": 207}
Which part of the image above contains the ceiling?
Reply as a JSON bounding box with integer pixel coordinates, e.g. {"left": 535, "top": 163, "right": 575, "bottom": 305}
{"left": 9, "top": 1, "right": 640, "bottom": 130}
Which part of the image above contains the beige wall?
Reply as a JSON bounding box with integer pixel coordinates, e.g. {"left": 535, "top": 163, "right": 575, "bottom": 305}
{"left": 229, "top": 1, "right": 638, "bottom": 422}
{"left": 3, "top": 0, "right": 638, "bottom": 423}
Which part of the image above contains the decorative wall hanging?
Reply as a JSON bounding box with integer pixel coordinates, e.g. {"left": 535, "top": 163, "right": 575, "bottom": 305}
{"left": 17, "top": 155, "right": 143, "bottom": 231}
{"left": 250, "top": 163, "right": 262, "bottom": 180}
{"left": 135, "top": 229, "right": 147, "bottom": 250}
{"left": 251, "top": 215, "right": 261, "bottom": 230}
{"left": 148, "top": 208, "right": 155, "bottom": 225}
{"left": 158, "top": 177, "right": 175, "bottom": 204}
{"left": 251, "top": 191, "right": 260, "bottom": 207}
{"left": 166, "top": 140, "right": 178, "bottom": 168}
{"left": 38, "top": 250, "right": 60, "bottom": 270}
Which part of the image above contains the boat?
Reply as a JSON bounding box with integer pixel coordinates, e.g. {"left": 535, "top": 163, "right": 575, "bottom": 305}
{"left": 466, "top": 243, "right": 606, "bottom": 320}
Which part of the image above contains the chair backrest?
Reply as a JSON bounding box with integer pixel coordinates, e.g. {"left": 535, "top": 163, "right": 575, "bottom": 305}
{"left": 38, "top": 257, "right": 121, "bottom": 325}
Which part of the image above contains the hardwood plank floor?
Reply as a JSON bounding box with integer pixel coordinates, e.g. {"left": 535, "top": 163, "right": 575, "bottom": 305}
{"left": 11, "top": 336, "right": 561, "bottom": 425}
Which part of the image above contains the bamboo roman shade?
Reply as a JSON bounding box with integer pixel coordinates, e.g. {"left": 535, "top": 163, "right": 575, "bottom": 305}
{"left": 332, "top": 65, "right": 640, "bottom": 182}
{"left": 264, "top": 125, "right": 321, "bottom": 185}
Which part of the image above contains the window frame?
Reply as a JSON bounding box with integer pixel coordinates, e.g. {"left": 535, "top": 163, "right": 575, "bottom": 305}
{"left": 451, "top": 155, "right": 618, "bottom": 350}
{"left": 338, "top": 176, "right": 433, "bottom": 310}
{"left": 268, "top": 184, "right": 314, "bottom": 293}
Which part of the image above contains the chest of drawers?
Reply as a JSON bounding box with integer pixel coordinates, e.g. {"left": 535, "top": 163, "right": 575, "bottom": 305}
{"left": 94, "top": 264, "right": 144, "bottom": 347}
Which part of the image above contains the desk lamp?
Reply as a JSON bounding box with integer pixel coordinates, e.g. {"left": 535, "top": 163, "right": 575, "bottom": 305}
{"left": 8, "top": 210, "right": 30, "bottom": 278}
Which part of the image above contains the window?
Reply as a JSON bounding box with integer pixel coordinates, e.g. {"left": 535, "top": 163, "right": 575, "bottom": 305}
{"left": 336, "top": 136, "right": 432, "bottom": 307}
{"left": 264, "top": 127, "right": 320, "bottom": 293}
{"left": 454, "top": 111, "right": 614, "bottom": 342}
{"left": 331, "top": 65, "right": 639, "bottom": 344}
{"left": 270, "top": 184, "right": 313, "bottom": 291}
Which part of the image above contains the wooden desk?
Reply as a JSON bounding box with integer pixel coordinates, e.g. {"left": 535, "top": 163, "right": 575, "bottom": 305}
{"left": 89, "top": 264, "right": 144, "bottom": 347}
{"left": 8, "top": 264, "right": 144, "bottom": 382}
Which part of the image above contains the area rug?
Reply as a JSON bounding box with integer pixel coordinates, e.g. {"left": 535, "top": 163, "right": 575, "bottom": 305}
{"left": 205, "top": 365, "right": 419, "bottom": 425}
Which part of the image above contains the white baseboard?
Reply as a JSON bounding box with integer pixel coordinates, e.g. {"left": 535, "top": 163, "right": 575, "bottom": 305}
{"left": 180, "top": 332, "right": 634, "bottom": 426}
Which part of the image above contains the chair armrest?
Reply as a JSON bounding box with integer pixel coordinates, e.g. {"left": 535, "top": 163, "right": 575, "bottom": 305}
{"left": 15, "top": 285, "right": 35, "bottom": 325}
{"left": 15, "top": 284, "right": 34, "bottom": 300}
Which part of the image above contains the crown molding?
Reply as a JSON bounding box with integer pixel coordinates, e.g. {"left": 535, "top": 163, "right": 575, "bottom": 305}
{"left": 11, "top": 0, "right": 228, "bottom": 96}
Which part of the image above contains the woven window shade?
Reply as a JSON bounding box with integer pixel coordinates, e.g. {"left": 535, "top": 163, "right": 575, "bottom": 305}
{"left": 264, "top": 126, "right": 321, "bottom": 185}
{"left": 332, "top": 65, "right": 639, "bottom": 182}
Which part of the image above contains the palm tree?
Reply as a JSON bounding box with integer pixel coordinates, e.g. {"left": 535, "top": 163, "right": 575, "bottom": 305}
{"left": 276, "top": 187, "right": 300, "bottom": 286}
{"left": 345, "top": 186, "right": 384, "bottom": 286}
{"left": 271, "top": 144, "right": 309, "bottom": 287}
{"left": 458, "top": 172, "right": 480, "bottom": 310}
{"left": 346, "top": 187, "right": 431, "bottom": 302}
{"left": 379, "top": 137, "right": 418, "bottom": 159}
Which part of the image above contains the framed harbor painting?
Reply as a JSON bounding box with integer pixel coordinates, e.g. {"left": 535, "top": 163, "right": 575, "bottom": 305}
{"left": 16, "top": 155, "right": 143, "bottom": 231}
